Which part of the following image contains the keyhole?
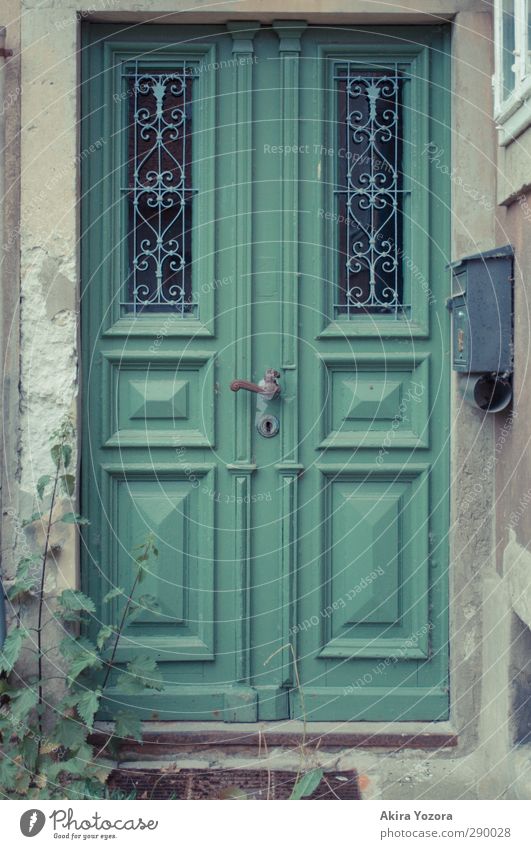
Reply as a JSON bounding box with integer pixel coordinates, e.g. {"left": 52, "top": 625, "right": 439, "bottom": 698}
{"left": 257, "top": 414, "right": 279, "bottom": 438}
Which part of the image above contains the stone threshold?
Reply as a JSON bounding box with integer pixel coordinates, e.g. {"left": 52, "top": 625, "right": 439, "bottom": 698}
{"left": 92, "top": 720, "right": 458, "bottom": 753}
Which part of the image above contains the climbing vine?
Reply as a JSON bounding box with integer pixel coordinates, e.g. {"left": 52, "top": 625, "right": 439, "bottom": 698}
{"left": 0, "top": 416, "right": 163, "bottom": 799}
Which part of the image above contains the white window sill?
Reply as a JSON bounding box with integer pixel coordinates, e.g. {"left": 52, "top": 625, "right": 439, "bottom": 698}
{"left": 496, "top": 77, "right": 531, "bottom": 145}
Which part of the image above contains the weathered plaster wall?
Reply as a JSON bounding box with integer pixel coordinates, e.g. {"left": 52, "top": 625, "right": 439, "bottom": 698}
{"left": 0, "top": 1, "right": 22, "bottom": 587}
{"left": 492, "top": 170, "right": 531, "bottom": 758}
{"left": 493, "top": 192, "right": 531, "bottom": 561}
{"left": 19, "top": 6, "right": 78, "bottom": 492}
{"left": 449, "top": 12, "right": 498, "bottom": 767}
{"left": 498, "top": 126, "right": 531, "bottom": 206}
{"left": 3, "top": 0, "right": 528, "bottom": 799}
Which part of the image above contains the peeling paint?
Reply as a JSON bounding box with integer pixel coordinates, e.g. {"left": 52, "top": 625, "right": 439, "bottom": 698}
{"left": 20, "top": 248, "right": 77, "bottom": 491}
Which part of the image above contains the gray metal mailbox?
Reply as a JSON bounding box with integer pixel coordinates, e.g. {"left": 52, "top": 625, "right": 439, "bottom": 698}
{"left": 447, "top": 245, "right": 513, "bottom": 374}
{"left": 447, "top": 245, "right": 513, "bottom": 412}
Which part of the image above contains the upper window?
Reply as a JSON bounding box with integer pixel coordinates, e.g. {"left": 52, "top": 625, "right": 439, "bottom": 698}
{"left": 335, "top": 63, "right": 405, "bottom": 317}
{"left": 124, "top": 64, "right": 197, "bottom": 313}
{"left": 495, "top": 0, "right": 531, "bottom": 142}
{"left": 501, "top": 0, "right": 516, "bottom": 101}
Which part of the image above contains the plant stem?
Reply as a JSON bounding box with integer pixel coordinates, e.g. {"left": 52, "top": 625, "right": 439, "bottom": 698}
{"left": 101, "top": 542, "right": 147, "bottom": 692}
{"left": 262, "top": 642, "right": 309, "bottom": 784}
{"left": 36, "top": 437, "right": 64, "bottom": 751}
{"left": 94, "top": 730, "right": 115, "bottom": 761}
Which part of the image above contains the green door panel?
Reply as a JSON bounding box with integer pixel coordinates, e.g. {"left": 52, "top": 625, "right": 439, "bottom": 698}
{"left": 103, "top": 351, "right": 215, "bottom": 447}
{"left": 81, "top": 22, "right": 450, "bottom": 722}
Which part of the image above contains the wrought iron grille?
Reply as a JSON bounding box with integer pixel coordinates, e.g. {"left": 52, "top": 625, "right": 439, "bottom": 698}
{"left": 123, "top": 65, "right": 198, "bottom": 314}
{"left": 335, "top": 65, "right": 405, "bottom": 317}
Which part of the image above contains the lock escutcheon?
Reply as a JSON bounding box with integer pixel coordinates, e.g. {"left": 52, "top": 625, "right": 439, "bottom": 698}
{"left": 257, "top": 414, "right": 280, "bottom": 438}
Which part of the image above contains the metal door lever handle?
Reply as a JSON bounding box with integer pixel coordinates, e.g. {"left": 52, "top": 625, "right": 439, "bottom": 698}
{"left": 230, "top": 369, "right": 281, "bottom": 398}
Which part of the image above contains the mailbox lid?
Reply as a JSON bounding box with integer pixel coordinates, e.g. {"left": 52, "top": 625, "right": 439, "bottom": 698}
{"left": 448, "top": 244, "right": 513, "bottom": 270}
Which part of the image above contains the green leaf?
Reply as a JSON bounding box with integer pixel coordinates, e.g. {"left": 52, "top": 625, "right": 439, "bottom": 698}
{"left": 58, "top": 589, "right": 96, "bottom": 614}
{"left": 121, "top": 655, "right": 163, "bottom": 693}
{"left": 7, "top": 577, "right": 38, "bottom": 601}
{"left": 0, "top": 627, "right": 28, "bottom": 674}
{"left": 114, "top": 710, "right": 142, "bottom": 742}
{"left": 60, "top": 635, "right": 97, "bottom": 661}
{"left": 60, "top": 474, "right": 75, "bottom": 496}
{"left": 51, "top": 716, "right": 87, "bottom": 750}
{"left": 90, "top": 763, "right": 112, "bottom": 785}
{"left": 9, "top": 559, "right": 40, "bottom": 598}
{"left": 96, "top": 624, "right": 114, "bottom": 650}
{"left": 37, "top": 753, "right": 59, "bottom": 777}
{"left": 115, "top": 675, "right": 145, "bottom": 695}
{"left": 16, "top": 554, "right": 41, "bottom": 575}
{"left": 136, "top": 563, "right": 148, "bottom": 584}
{"left": 76, "top": 689, "right": 101, "bottom": 729}
{"left": 124, "top": 601, "right": 142, "bottom": 623}
{"left": 10, "top": 688, "right": 39, "bottom": 722}
{"left": 0, "top": 756, "right": 19, "bottom": 791}
{"left": 62, "top": 780, "right": 95, "bottom": 800}
{"left": 47, "top": 755, "right": 88, "bottom": 781}
{"left": 0, "top": 714, "right": 14, "bottom": 739}
{"left": 289, "top": 768, "right": 324, "bottom": 800}
{"left": 51, "top": 442, "right": 72, "bottom": 470}
{"left": 72, "top": 742, "right": 94, "bottom": 764}
{"left": 62, "top": 444, "right": 72, "bottom": 469}
{"left": 59, "top": 636, "right": 102, "bottom": 683}
{"left": 67, "top": 653, "right": 102, "bottom": 684}
{"left": 37, "top": 475, "right": 51, "bottom": 500}
{"left": 58, "top": 609, "right": 84, "bottom": 623}
{"left": 122, "top": 598, "right": 148, "bottom": 619}
{"left": 102, "top": 587, "right": 124, "bottom": 603}
{"left": 60, "top": 512, "right": 90, "bottom": 525}
{"left": 20, "top": 735, "right": 39, "bottom": 772}
{"left": 127, "top": 654, "right": 159, "bottom": 679}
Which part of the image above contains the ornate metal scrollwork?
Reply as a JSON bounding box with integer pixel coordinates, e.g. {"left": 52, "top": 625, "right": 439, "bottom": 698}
{"left": 124, "top": 65, "right": 198, "bottom": 313}
{"left": 336, "top": 66, "right": 403, "bottom": 316}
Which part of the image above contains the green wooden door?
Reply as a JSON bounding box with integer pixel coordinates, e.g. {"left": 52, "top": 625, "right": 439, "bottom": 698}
{"left": 82, "top": 22, "right": 450, "bottom": 722}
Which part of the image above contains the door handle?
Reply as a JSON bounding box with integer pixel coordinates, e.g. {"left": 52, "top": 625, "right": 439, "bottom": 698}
{"left": 230, "top": 368, "right": 281, "bottom": 399}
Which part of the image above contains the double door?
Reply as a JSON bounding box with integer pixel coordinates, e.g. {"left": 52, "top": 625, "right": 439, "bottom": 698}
{"left": 82, "top": 22, "right": 450, "bottom": 721}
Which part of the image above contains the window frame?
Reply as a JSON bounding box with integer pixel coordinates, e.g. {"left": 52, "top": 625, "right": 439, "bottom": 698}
{"left": 101, "top": 42, "right": 217, "bottom": 338}
{"left": 334, "top": 63, "right": 405, "bottom": 318}
{"left": 317, "top": 43, "right": 433, "bottom": 339}
{"left": 494, "top": 0, "right": 531, "bottom": 144}
{"left": 123, "top": 64, "right": 198, "bottom": 316}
